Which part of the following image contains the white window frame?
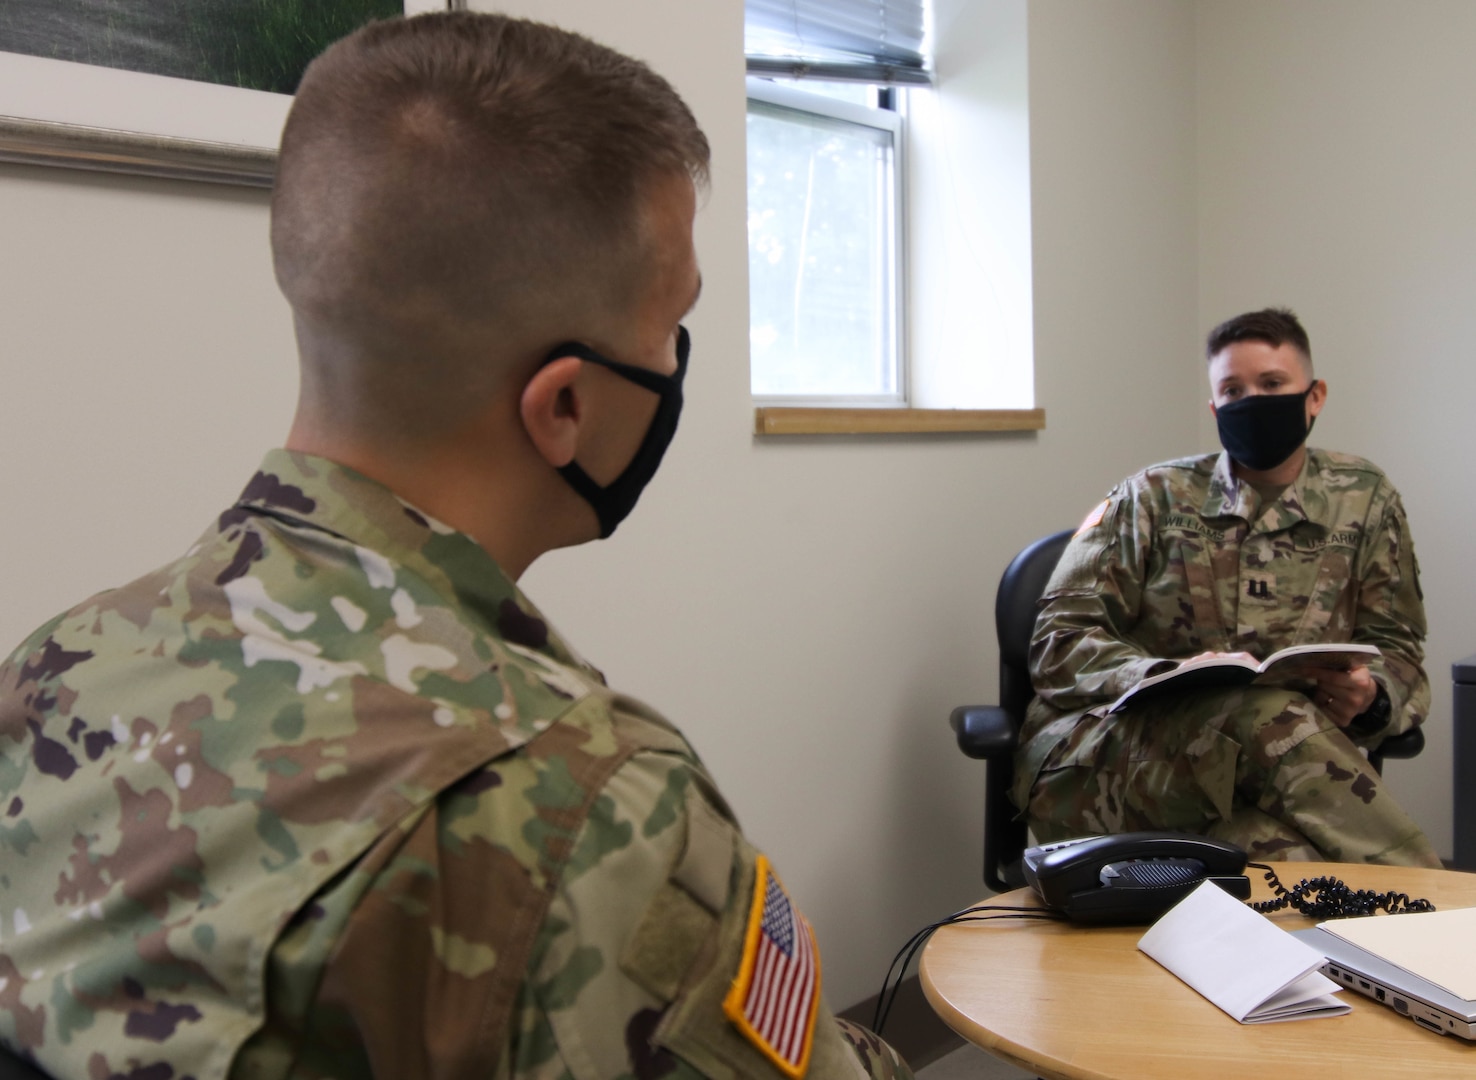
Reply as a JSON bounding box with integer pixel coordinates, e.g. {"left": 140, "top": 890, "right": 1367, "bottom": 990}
{"left": 746, "top": 76, "right": 908, "bottom": 408}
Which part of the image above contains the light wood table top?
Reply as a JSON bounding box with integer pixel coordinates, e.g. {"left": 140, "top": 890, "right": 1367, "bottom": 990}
{"left": 920, "top": 862, "right": 1476, "bottom": 1079}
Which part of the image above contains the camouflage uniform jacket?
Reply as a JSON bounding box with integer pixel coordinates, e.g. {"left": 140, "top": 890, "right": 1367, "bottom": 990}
{"left": 1015, "top": 448, "right": 1429, "bottom": 795}
{"left": 0, "top": 451, "right": 903, "bottom": 1080}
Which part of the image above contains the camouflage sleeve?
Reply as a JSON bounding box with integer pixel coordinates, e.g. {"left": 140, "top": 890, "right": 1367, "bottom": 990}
{"left": 517, "top": 744, "right": 913, "bottom": 1080}
{"left": 1029, "top": 488, "right": 1178, "bottom": 712}
{"left": 1350, "top": 486, "right": 1429, "bottom": 738}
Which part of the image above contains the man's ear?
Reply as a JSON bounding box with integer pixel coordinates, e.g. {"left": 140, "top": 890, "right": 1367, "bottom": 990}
{"left": 1307, "top": 377, "right": 1328, "bottom": 419}
{"left": 1208, "top": 398, "right": 1218, "bottom": 419}
{"left": 520, "top": 356, "right": 583, "bottom": 468}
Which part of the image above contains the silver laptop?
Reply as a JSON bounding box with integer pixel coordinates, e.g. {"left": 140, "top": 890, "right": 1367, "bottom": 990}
{"left": 1292, "top": 926, "right": 1476, "bottom": 1040}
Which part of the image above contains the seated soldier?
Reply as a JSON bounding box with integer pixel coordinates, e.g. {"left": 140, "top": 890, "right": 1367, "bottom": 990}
{"left": 1012, "top": 307, "right": 1439, "bottom": 867}
{"left": 0, "top": 13, "right": 911, "bottom": 1079}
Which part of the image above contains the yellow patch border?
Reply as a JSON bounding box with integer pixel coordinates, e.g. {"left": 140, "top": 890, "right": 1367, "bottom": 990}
{"left": 722, "top": 854, "right": 822, "bottom": 1079}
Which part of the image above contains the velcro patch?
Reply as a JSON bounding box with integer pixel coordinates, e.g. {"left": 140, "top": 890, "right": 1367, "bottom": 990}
{"left": 674, "top": 788, "right": 734, "bottom": 914}
{"left": 1076, "top": 498, "right": 1111, "bottom": 536}
{"left": 721, "top": 855, "right": 821, "bottom": 1079}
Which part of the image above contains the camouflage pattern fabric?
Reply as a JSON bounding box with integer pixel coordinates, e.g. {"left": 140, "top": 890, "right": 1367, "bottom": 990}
{"left": 1021, "top": 685, "right": 1438, "bottom": 865}
{"left": 1013, "top": 448, "right": 1438, "bottom": 867}
{"left": 0, "top": 450, "right": 911, "bottom": 1080}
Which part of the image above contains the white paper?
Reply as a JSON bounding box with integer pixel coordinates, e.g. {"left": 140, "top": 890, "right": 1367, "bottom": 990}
{"left": 1321, "top": 907, "right": 1476, "bottom": 1001}
{"left": 1138, "top": 880, "right": 1350, "bottom": 1023}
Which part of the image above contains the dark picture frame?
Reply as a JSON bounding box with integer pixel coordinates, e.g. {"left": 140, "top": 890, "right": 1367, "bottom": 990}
{"left": 0, "top": 0, "right": 458, "bottom": 188}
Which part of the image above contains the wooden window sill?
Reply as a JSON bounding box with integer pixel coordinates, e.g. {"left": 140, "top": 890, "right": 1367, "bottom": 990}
{"left": 753, "top": 407, "right": 1045, "bottom": 436}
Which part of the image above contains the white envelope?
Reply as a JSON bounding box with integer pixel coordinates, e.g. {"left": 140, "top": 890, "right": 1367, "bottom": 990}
{"left": 1138, "top": 879, "right": 1350, "bottom": 1023}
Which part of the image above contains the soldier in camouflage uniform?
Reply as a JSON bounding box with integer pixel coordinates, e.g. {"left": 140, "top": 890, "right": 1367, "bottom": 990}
{"left": 0, "top": 14, "right": 911, "bottom": 1080}
{"left": 1013, "top": 308, "right": 1439, "bottom": 867}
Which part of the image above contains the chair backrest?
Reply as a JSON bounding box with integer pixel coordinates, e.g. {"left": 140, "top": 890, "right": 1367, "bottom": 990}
{"left": 996, "top": 529, "right": 1075, "bottom": 714}
{"left": 980, "top": 528, "right": 1074, "bottom": 891}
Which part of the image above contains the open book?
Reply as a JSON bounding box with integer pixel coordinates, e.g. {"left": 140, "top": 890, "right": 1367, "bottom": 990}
{"left": 1107, "top": 643, "right": 1380, "bottom": 714}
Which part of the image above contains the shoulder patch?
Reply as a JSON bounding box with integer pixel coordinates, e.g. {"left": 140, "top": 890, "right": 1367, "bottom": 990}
{"left": 721, "top": 855, "right": 821, "bottom": 1079}
{"left": 1076, "top": 498, "right": 1111, "bottom": 536}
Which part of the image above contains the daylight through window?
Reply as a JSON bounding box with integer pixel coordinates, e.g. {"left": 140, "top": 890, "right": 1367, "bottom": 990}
{"left": 747, "top": 80, "right": 903, "bottom": 403}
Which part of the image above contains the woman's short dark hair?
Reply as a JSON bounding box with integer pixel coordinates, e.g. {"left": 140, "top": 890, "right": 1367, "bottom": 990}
{"left": 1205, "top": 307, "right": 1312, "bottom": 364}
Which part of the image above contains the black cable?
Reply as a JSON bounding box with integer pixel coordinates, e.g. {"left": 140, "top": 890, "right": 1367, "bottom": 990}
{"left": 1246, "top": 861, "right": 1435, "bottom": 918}
{"left": 872, "top": 905, "right": 1062, "bottom": 1035}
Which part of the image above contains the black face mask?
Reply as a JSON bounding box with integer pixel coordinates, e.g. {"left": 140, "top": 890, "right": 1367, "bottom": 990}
{"left": 541, "top": 326, "right": 688, "bottom": 538}
{"left": 1214, "top": 383, "right": 1318, "bottom": 472}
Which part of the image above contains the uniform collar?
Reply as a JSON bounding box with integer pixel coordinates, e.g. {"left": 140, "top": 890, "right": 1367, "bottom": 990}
{"left": 230, "top": 449, "right": 598, "bottom": 679}
{"left": 1200, "top": 447, "right": 1334, "bottom": 532}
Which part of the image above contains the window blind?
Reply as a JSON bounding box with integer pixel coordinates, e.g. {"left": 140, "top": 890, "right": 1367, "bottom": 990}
{"left": 745, "top": 0, "right": 930, "bottom": 85}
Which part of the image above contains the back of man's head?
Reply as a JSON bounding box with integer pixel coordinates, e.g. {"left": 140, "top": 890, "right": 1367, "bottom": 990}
{"left": 1205, "top": 307, "right": 1313, "bottom": 371}
{"left": 271, "top": 12, "right": 709, "bottom": 440}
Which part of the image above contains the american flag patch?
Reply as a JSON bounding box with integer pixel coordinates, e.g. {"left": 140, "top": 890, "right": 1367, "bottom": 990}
{"left": 722, "top": 855, "right": 821, "bottom": 1078}
{"left": 1076, "top": 497, "right": 1111, "bottom": 535}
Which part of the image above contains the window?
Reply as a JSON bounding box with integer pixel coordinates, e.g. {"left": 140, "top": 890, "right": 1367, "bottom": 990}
{"left": 747, "top": 80, "right": 903, "bottom": 403}
{"left": 744, "top": 0, "right": 1044, "bottom": 435}
{"left": 744, "top": 0, "right": 926, "bottom": 408}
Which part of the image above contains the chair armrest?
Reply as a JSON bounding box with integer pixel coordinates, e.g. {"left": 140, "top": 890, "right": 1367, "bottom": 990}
{"left": 1377, "top": 726, "right": 1424, "bottom": 761}
{"left": 949, "top": 705, "right": 1018, "bottom": 760}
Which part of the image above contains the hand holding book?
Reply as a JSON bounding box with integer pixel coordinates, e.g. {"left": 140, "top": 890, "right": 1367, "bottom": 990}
{"left": 1307, "top": 662, "right": 1381, "bottom": 728}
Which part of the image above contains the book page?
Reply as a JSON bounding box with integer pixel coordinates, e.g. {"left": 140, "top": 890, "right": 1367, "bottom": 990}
{"left": 1255, "top": 645, "right": 1381, "bottom": 691}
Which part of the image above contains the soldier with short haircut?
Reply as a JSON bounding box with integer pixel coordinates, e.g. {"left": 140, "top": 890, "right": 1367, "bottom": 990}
{"left": 1013, "top": 307, "right": 1440, "bottom": 867}
{"left": 0, "top": 13, "right": 911, "bottom": 1079}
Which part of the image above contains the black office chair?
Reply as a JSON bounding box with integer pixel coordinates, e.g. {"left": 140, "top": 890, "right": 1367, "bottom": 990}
{"left": 950, "top": 529, "right": 1427, "bottom": 894}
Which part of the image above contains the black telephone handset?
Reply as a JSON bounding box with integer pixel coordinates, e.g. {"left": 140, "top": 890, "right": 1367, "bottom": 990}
{"left": 1023, "top": 831, "right": 1252, "bottom": 925}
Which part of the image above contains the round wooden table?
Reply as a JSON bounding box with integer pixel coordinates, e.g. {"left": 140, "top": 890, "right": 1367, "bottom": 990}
{"left": 920, "top": 862, "right": 1476, "bottom": 1079}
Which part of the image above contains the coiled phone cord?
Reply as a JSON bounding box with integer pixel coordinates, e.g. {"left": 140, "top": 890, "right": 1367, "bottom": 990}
{"left": 1247, "top": 861, "right": 1435, "bottom": 918}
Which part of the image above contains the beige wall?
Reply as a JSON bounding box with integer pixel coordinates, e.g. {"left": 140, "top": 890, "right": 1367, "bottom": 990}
{"left": 3, "top": 0, "right": 1206, "bottom": 1010}
{"left": 1196, "top": 0, "right": 1476, "bottom": 853}
{"left": 0, "top": 171, "right": 295, "bottom": 637}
